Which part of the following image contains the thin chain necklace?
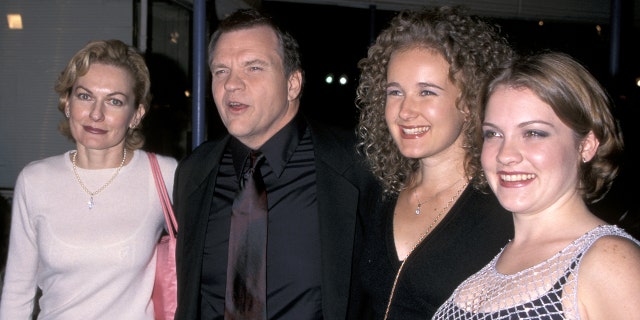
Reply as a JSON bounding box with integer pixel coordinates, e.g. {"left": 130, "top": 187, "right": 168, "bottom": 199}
{"left": 413, "top": 190, "right": 437, "bottom": 215}
{"left": 383, "top": 181, "right": 468, "bottom": 320}
{"left": 413, "top": 179, "right": 463, "bottom": 215}
{"left": 72, "top": 149, "right": 127, "bottom": 209}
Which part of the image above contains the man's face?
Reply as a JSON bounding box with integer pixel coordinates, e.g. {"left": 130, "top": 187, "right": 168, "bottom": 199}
{"left": 210, "top": 25, "right": 301, "bottom": 149}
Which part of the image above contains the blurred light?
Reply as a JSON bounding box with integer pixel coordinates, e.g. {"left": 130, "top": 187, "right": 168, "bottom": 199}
{"left": 595, "top": 24, "right": 602, "bottom": 36}
{"left": 170, "top": 31, "right": 180, "bottom": 44}
{"left": 325, "top": 73, "right": 334, "bottom": 84}
{"left": 635, "top": 77, "right": 640, "bottom": 88}
{"left": 538, "top": 20, "right": 544, "bottom": 26}
{"left": 339, "top": 74, "right": 348, "bottom": 85}
{"left": 184, "top": 90, "right": 191, "bottom": 98}
{"left": 7, "top": 14, "right": 23, "bottom": 30}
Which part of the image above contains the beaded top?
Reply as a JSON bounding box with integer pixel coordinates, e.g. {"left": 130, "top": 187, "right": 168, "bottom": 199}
{"left": 432, "top": 225, "right": 640, "bottom": 320}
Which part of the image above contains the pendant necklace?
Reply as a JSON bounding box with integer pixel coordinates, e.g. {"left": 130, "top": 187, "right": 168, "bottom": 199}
{"left": 72, "top": 149, "right": 127, "bottom": 209}
{"left": 413, "top": 178, "right": 463, "bottom": 215}
{"left": 413, "top": 189, "right": 437, "bottom": 215}
{"left": 383, "top": 181, "right": 468, "bottom": 320}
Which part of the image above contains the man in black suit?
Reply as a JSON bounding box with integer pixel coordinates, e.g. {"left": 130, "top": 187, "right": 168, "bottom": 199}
{"left": 173, "top": 8, "right": 379, "bottom": 320}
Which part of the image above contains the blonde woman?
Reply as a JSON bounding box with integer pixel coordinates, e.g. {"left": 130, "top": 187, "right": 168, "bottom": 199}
{"left": 0, "top": 40, "right": 177, "bottom": 319}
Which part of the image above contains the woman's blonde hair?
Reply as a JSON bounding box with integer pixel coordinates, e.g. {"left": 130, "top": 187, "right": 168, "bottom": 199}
{"left": 55, "top": 39, "right": 151, "bottom": 150}
{"left": 356, "top": 6, "right": 514, "bottom": 195}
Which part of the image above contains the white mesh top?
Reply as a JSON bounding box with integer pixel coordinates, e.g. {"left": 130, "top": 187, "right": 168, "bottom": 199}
{"left": 432, "top": 225, "right": 640, "bottom": 320}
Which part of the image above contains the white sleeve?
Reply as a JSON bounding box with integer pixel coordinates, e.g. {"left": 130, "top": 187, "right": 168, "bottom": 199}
{"left": 0, "top": 169, "right": 39, "bottom": 320}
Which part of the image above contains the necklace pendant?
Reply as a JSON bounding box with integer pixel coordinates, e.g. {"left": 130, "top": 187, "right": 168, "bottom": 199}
{"left": 72, "top": 149, "right": 126, "bottom": 210}
{"left": 415, "top": 204, "right": 421, "bottom": 215}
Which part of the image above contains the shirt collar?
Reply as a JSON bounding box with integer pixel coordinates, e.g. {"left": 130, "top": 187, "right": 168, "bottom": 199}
{"left": 229, "top": 114, "right": 307, "bottom": 179}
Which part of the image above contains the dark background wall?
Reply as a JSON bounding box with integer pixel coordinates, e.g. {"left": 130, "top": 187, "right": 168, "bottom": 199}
{"left": 249, "top": 1, "right": 640, "bottom": 235}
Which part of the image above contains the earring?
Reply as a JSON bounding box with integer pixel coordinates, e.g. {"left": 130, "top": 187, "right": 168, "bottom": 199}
{"left": 65, "top": 110, "right": 70, "bottom": 118}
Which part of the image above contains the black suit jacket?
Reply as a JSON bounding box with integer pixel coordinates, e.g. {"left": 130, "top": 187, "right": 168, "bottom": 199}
{"left": 173, "top": 118, "right": 380, "bottom": 320}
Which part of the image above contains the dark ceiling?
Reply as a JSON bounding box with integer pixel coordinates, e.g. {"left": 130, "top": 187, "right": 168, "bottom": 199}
{"left": 213, "top": 0, "right": 640, "bottom": 25}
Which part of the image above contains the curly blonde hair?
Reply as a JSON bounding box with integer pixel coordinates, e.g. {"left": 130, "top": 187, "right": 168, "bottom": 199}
{"left": 356, "top": 6, "right": 514, "bottom": 195}
{"left": 55, "top": 39, "right": 151, "bottom": 150}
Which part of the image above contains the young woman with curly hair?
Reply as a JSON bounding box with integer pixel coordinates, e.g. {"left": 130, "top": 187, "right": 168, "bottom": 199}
{"left": 355, "top": 6, "right": 515, "bottom": 319}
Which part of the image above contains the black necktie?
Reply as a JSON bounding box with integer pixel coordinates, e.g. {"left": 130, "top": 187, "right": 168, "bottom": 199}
{"left": 225, "top": 151, "right": 268, "bottom": 319}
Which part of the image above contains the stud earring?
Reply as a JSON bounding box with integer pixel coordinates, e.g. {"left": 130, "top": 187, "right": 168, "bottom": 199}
{"left": 65, "top": 110, "right": 70, "bottom": 118}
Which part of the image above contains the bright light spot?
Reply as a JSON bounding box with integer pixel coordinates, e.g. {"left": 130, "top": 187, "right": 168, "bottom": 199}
{"left": 635, "top": 77, "right": 640, "bottom": 88}
{"left": 184, "top": 90, "right": 191, "bottom": 98}
{"left": 538, "top": 20, "right": 544, "bottom": 26}
{"left": 7, "top": 14, "right": 22, "bottom": 30}
{"left": 325, "top": 74, "right": 334, "bottom": 84}
{"left": 339, "top": 75, "right": 348, "bottom": 85}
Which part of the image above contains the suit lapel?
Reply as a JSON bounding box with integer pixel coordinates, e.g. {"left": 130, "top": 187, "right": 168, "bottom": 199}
{"left": 312, "top": 125, "right": 361, "bottom": 319}
{"left": 180, "top": 137, "right": 229, "bottom": 276}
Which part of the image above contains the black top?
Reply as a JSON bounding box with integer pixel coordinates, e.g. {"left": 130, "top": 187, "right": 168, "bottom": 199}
{"left": 359, "top": 184, "right": 514, "bottom": 319}
{"left": 200, "top": 115, "right": 323, "bottom": 319}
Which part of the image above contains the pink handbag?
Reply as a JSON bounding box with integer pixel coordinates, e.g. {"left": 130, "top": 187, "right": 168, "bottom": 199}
{"left": 148, "top": 152, "right": 178, "bottom": 320}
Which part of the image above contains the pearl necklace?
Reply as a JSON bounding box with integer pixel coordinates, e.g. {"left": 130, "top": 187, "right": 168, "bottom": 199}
{"left": 72, "top": 149, "right": 127, "bottom": 209}
{"left": 383, "top": 181, "right": 468, "bottom": 320}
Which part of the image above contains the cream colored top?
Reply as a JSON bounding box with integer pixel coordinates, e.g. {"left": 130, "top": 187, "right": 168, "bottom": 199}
{"left": 0, "top": 149, "right": 177, "bottom": 320}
